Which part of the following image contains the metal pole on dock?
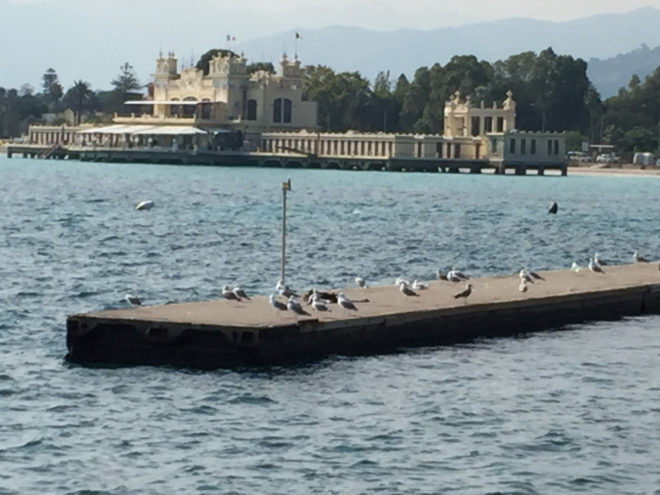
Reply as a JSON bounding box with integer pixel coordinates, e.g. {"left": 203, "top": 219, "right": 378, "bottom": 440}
{"left": 281, "top": 178, "right": 292, "bottom": 284}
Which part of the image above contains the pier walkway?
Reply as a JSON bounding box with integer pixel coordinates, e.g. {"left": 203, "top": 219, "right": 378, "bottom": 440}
{"left": 66, "top": 263, "right": 660, "bottom": 368}
{"left": 6, "top": 144, "right": 567, "bottom": 175}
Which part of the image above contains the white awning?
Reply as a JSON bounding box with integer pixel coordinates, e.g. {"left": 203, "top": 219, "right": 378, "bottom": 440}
{"left": 132, "top": 126, "right": 207, "bottom": 135}
{"left": 77, "top": 125, "right": 155, "bottom": 134}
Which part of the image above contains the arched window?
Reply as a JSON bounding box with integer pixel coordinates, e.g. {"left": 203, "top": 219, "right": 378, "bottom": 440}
{"left": 273, "top": 97, "right": 293, "bottom": 123}
{"left": 247, "top": 99, "right": 257, "bottom": 121}
{"left": 283, "top": 98, "right": 292, "bottom": 123}
{"left": 273, "top": 98, "right": 282, "bottom": 123}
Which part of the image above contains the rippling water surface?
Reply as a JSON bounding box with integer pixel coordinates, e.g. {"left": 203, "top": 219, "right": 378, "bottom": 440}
{"left": 1, "top": 156, "right": 659, "bottom": 494}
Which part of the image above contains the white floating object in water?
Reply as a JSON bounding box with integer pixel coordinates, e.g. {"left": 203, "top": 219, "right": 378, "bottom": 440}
{"left": 136, "top": 200, "right": 155, "bottom": 211}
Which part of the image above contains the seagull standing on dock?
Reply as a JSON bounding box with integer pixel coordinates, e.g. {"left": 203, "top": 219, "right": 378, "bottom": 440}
{"left": 453, "top": 283, "right": 472, "bottom": 301}
{"left": 412, "top": 280, "right": 428, "bottom": 290}
{"left": 594, "top": 253, "right": 607, "bottom": 267}
{"left": 233, "top": 286, "right": 250, "bottom": 300}
{"left": 633, "top": 251, "right": 649, "bottom": 263}
{"left": 125, "top": 293, "right": 142, "bottom": 306}
{"left": 222, "top": 285, "right": 241, "bottom": 300}
{"left": 519, "top": 269, "right": 534, "bottom": 283}
{"left": 276, "top": 279, "right": 298, "bottom": 298}
{"left": 571, "top": 262, "right": 582, "bottom": 273}
{"left": 269, "top": 293, "right": 287, "bottom": 311}
{"left": 311, "top": 294, "right": 330, "bottom": 312}
{"left": 447, "top": 268, "right": 469, "bottom": 282}
{"left": 355, "top": 277, "right": 367, "bottom": 288}
{"left": 398, "top": 281, "right": 419, "bottom": 298}
{"left": 525, "top": 267, "right": 545, "bottom": 281}
{"left": 337, "top": 292, "right": 358, "bottom": 312}
{"left": 287, "top": 296, "right": 310, "bottom": 316}
{"left": 588, "top": 259, "right": 604, "bottom": 273}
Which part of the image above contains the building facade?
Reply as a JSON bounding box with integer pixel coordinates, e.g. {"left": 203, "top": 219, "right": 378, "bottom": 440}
{"left": 116, "top": 51, "right": 317, "bottom": 134}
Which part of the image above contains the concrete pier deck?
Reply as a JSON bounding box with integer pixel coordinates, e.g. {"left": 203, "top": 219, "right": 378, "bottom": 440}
{"left": 66, "top": 263, "right": 660, "bottom": 368}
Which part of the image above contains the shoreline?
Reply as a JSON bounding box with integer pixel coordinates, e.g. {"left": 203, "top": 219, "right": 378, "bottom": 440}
{"left": 568, "top": 165, "right": 660, "bottom": 177}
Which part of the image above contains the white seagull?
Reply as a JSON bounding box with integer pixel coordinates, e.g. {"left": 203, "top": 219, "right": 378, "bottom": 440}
{"left": 287, "top": 295, "right": 309, "bottom": 315}
{"left": 337, "top": 292, "right": 358, "bottom": 312}
{"left": 269, "top": 293, "right": 287, "bottom": 311}
{"left": 571, "top": 262, "right": 582, "bottom": 273}
{"left": 519, "top": 268, "right": 534, "bottom": 283}
{"left": 588, "top": 259, "right": 604, "bottom": 273}
{"left": 276, "top": 279, "right": 298, "bottom": 297}
{"left": 633, "top": 251, "right": 649, "bottom": 263}
{"left": 355, "top": 276, "right": 367, "bottom": 288}
{"left": 233, "top": 286, "right": 250, "bottom": 300}
{"left": 398, "top": 281, "right": 419, "bottom": 298}
{"left": 135, "top": 200, "right": 154, "bottom": 211}
{"left": 222, "top": 285, "right": 241, "bottom": 300}
{"left": 412, "top": 280, "right": 428, "bottom": 290}
{"left": 311, "top": 294, "right": 329, "bottom": 312}
{"left": 447, "top": 268, "right": 469, "bottom": 282}
{"left": 594, "top": 253, "right": 607, "bottom": 266}
{"left": 125, "top": 293, "right": 142, "bottom": 306}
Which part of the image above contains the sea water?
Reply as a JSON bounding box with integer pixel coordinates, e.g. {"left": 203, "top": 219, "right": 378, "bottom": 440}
{"left": 1, "top": 156, "right": 659, "bottom": 494}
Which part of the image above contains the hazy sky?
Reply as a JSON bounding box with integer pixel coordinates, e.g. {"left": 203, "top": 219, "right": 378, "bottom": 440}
{"left": 3, "top": 0, "right": 660, "bottom": 89}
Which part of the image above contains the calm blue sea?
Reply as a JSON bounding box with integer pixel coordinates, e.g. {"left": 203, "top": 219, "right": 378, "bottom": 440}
{"left": 1, "top": 156, "right": 659, "bottom": 494}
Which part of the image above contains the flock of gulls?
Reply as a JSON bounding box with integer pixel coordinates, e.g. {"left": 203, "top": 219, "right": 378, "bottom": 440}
{"left": 125, "top": 198, "right": 656, "bottom": 316}
{"left": 123, "top": 250, "right": 656, "bottom": 312}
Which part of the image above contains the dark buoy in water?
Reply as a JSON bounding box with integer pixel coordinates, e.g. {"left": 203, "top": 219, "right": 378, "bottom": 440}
{"left": 548, "top": 201, "right": 558, "bottom": 214}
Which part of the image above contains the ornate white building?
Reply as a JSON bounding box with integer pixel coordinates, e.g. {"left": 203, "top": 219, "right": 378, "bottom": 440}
{"left": 115, "top": 51, "right": 318, "bottom": 134}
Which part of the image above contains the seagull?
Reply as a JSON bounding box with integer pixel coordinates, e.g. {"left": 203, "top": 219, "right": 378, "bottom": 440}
{"left": 355, "top": 276, "right": 367, "bottom": 288}
{"left": 125, "top": 293, "right": 142, "bottom": 306}
{"left": 337, "top": 292, "right": 358, "bottom": 312}
{"left": 588, "top": 259, "right": 604, "bottom": 273}
{"left": 594, "top": 253, "right": 607, "bottom": 266}
{"left": 398, "top": 281, "right": 419, "bottom": 298}
{"left": 571, "top": 262, "right": 582, "bottom": 272}
{"left": 525, "top": 267, "right": 545, "bottom": 281}
{"left": 222, "top": 285, "right": 241, "bottom": 300}
{"left": 412, "top": 280, "right": 428, "bottom": 290}
{"left": 233, "top": 286, "right": 250, "bottom": 300}
{"left": 447, "top": 268, "right": 469, "bottom": 282}
{"left": 311, "top": 294, "right": 329, "bottom": 312}
{"left": 633, "top": 251, "right": 649, "bottom": 263}
{"left": 519, "top": 279, "right": 528, "bottom": 293}
{"left": 276, "top": 279, "right": 298, "bottom": 297}
{"left": 453, "top": 283, "right": 472, "bottom": 301}
{"left": 548, "top": 201, "right": 558, "bottom": 214}
{"left": 287, "top": 296, "right": 310, "bottom": 316}
{"left": 136, "top": 200, "right": 154, "bottom": 211}
{"left": 519, "top": 269, "right": 534, "bottom": 283}
{"left": 437, "top": 270, "right": 448, "bottom": 281}
{"left": 269, "top": 293, "right": 287, "bottom": 311}
{"left": 395, "top": 277, "right": 410, "bottom": 286}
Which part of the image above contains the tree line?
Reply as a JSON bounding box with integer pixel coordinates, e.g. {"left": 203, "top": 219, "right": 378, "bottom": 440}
{"left": 2, "top": 47, "right": 659, "bottom": 156}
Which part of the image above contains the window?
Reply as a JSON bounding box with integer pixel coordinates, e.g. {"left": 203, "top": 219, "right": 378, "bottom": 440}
{"left": 521, "top": 138, "right": 526, "bottom": 154}
{"left": 531, "top": 139, "right": 536, "bottom": 154}
{"left": 547, "top": 140, "right": 552, "bottom": 155}
{"left": 484, "top": 116, "right": 493, "bottom": 133}
{"left": 554, "top": 139, "right": 559, "bottom": 155}
{"left": 436, "top": 142, "right": 443, "bottom": 158}
{"left": 491, "top": 138, "right": 498, "bottom": 153}
{"left": 454, "top": 143, "right": 461, "bottom": 158}
{"left": 273, "top": 98, "right": 282, "bottom": 123}
{"left": 471, "top": 116, "right": 480, "bottom": 136}
{"left": 246, "top": 99, "right": 257, "bottom": 121}
{"left": 497, "top": 117, "right": 504, "bottom": 132}
{"left": 509, "top": 138, "right": 516, "bottom": 154}
{"left": 283, "top": 98, "right": 292, "bottom": 123}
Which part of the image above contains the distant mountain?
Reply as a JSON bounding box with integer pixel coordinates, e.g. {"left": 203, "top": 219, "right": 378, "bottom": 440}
{"left": 240, "top": 7, "right": 660, "bottom": 90}
{"left": 587, "top": 44, "right": 660, "bottom": 98}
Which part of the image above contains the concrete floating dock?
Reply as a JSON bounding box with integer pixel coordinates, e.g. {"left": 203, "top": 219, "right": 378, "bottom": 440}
{"left": 66, "top": 263, "right": 660, "bottom": 368}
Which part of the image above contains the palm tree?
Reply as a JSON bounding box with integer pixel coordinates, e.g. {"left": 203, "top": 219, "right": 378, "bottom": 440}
{"left": 64, "top": 80, "right": 93, "bottom": 125}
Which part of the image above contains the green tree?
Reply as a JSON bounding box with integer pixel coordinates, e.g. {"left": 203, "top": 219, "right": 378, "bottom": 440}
{"left": 64, "top": 80, "right": 93, "bottom": 124}
{"left": 196, "top": 49, "right": 237, "bottom": 75}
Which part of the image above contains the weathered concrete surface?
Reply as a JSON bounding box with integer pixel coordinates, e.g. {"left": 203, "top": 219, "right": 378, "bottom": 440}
{"left": 66, "top": 262, "right": 660, "bottom": 368}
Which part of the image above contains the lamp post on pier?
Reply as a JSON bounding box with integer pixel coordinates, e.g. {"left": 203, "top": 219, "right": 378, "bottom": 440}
{"left": 280, "top": 178, "right": 292, "bottom": 284}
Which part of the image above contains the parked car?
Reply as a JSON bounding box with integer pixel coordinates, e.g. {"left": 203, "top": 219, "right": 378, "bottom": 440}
{"left": 596, "top": 153, "right": 618, "bottom": 163}
{"left": 633, "top": 152, "right": 657, "bottom": 166}
{"left": 567, "top": 151, "right": 591, "bottom": 164}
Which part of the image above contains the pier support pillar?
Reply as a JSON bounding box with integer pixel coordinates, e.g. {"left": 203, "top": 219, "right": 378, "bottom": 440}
{"left": 538, "top": 167, "right": 545, "bottom": 176}
{"left": 561, "top": 166, "right": 568, "bottom": 176}
{"left": 515, "top": 166, "right": 525, "bottom": 176}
